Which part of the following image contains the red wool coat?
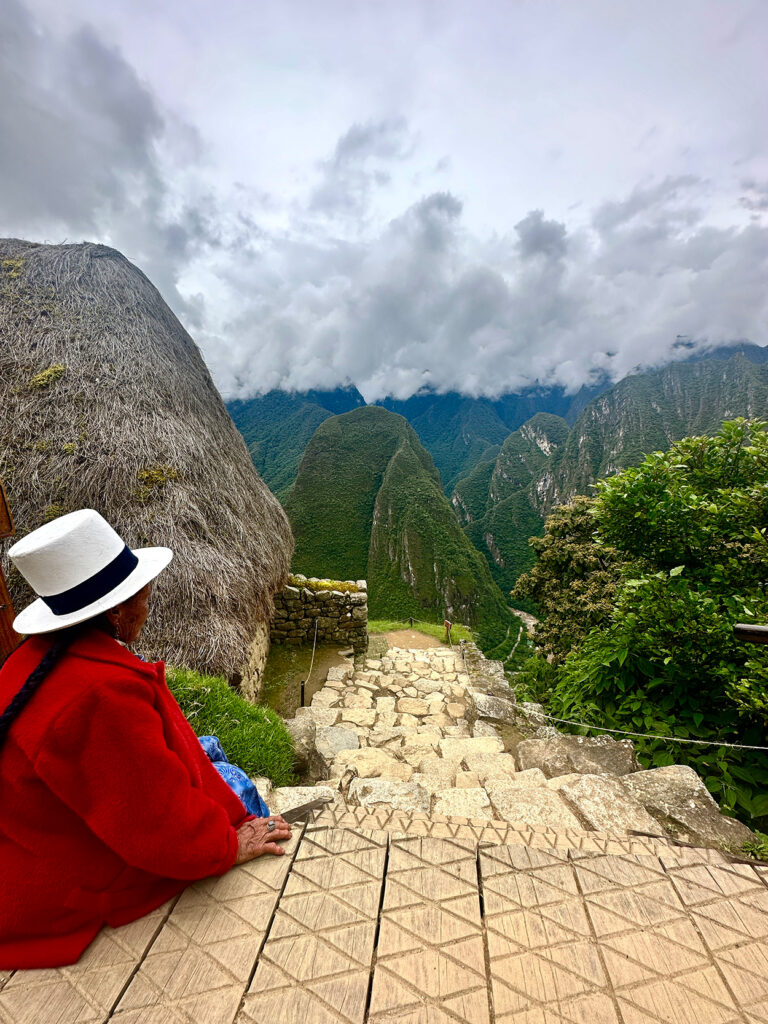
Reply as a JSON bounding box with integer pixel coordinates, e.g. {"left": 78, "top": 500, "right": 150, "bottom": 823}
{"left": 0, "top": 629, "right": 251, "bottom": 968}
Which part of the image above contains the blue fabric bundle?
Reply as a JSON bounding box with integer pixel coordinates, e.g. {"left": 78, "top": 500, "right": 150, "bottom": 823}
{"left": 198, "top": 735, "right": 270, "bottom": 817}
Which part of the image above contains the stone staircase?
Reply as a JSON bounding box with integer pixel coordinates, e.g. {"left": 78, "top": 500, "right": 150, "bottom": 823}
{"left": 3, "top": 644, "right": 765, "bottom": 1024}
{"left": 276, "top": 645, "right": 755, "bottom": 856}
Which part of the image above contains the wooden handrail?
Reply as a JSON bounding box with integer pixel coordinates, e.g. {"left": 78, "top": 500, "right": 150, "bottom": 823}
{"left": 734, "top": 623, "right": 768, "bottom": 645}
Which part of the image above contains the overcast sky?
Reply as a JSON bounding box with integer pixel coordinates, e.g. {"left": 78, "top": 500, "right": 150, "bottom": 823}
{"left": 2, "top": 0, "right": 767, "bottom": 400}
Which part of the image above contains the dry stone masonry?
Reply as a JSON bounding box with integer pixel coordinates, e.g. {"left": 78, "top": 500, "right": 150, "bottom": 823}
{"left": 277, "top": 641, "right": 757, "bottom": 856}
{"left": 269, "top": 574, "right": 368, "bottom": 652}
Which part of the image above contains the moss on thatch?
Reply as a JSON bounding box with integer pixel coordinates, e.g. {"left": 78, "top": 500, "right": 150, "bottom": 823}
{"left": 28, "top": 364, "right": 66, "bottom": 390}
{"left": 0, "top": 238, "right": 294, "bottom": 677}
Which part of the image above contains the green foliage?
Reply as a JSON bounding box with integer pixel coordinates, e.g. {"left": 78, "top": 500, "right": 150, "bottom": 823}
{"left": 742, "top": 831, "right": 768, "bottom": 862}
{"left": 2, "top": 258, "right": 25, "bottom": 280}
{"left": 43, "top": 502, "right": 68, "bottom": 522}
{"left": 454, "top": 349, "right": 768, "bottom": 599}
{"left": 512, "top": 654, "right": 560, "bottom": 704}
{"left": 227, "top": 387, "right": 365, "bottom": 498}
{"left": 512, "top": 496, "right": 627, "bottom": 662}
{"left": 166, "top": 665, "right": 296, "bottom": 786}
{"left": 534, "top": 420, "right": 768, "bottom": 825}
{"left": 28, "top": 364, "right": 66, "bottom": 390}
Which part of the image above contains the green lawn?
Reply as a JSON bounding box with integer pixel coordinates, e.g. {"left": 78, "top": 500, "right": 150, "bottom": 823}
{"left": 166, "top": 665, "right": 296, "bottom": 786}
{"left": 368, "top": 618, "right": 476, "bottom": 644}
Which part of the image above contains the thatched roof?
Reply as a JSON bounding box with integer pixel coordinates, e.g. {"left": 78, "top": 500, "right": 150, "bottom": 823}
{"left": 0, "top": 239, "right": 293, "bottom": 677}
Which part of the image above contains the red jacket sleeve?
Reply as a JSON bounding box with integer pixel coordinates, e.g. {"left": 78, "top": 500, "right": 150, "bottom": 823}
{"left": 33, "top": 671, "right": 239, "bottom": 881}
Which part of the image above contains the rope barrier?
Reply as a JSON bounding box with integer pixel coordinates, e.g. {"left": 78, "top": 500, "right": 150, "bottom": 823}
{"left": 305, "top": 617, "right": 319, "bottom": 686}
{"left": 531, "top": 710, "right": 768, "bottom": 752}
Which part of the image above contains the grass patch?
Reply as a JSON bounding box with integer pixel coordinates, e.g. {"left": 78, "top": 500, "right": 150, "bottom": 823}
{"left": 743, "top": 831, "right": 768, "bottom": 862}
{"left": 368, "top": 617, "right": 475, "bottom": 644}
{"left": 166, "top": 665, "right": 296, "bottom": 786}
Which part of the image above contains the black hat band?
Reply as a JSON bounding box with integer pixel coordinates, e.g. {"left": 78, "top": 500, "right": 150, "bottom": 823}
{"left": 41, "top": 545, "right": 139, "bottom": 616}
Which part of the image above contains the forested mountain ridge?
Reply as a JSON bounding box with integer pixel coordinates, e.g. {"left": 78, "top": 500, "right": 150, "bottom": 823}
{"left": 284, "top": 406, "right": 510, "bottom": 644}
{"left": 458, "top": 350, "right": 768, "bottom": 593}
{"left": 378, "top": 384, "right": 605, "bottom": 492}
{"left": 453, "top": 413, "right": 571, "bottom": 594}
{"left": 227, "top": 386, "right": 365, "bottom": 498}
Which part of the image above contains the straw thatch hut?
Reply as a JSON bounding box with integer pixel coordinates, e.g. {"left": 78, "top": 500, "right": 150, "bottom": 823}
{"left": 0, "top": 239, "right": 293, "bottom": 692}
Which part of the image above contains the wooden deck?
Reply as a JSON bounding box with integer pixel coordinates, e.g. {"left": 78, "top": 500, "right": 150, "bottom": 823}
{"left": 1, "top": 813, "right": 767, "bottom": 1024}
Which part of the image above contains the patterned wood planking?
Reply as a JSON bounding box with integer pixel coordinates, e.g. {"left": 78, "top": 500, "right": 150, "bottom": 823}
{"left": 481, "top": 845, "right": 620, "bottom": 1023}
{"left": 0, "top": 901, "right": 176, "bottom": 1024}
{"left": 480, "top": 843, "right": 754, "bottom": 1023}
{"left": 4, "top": 821, "right": 768, "bottom": 1024}
{"left": 661, "top": 852, "right": 768, "bottom": 1023}
{"left": 574, "top": 852, "right": 743, "bottom": 1024}
{"left": 109, "top": 829, "right": 301, "bottom": 1024}
{"left": 368, "top": 836, "right": 491, "bottom": 1024}
{"left": 238, "top": 825, "right": 388, "bottom": 1024}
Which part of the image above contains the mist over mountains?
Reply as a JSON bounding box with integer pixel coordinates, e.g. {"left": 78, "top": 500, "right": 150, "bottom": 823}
{"left": 229, "top": 342, "right": 768, "bottom": 632}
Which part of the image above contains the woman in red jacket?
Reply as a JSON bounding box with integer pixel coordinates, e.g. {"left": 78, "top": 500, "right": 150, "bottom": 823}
{"left": 0, "top": 509, "right": 291, "bottom": 968}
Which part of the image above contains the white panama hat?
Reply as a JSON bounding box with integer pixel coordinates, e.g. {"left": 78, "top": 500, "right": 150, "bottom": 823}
{"left": 9, "top": 509, "right": 173, "bottom": 635}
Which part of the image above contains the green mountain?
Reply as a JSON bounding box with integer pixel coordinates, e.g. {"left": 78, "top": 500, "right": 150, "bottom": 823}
{"left": 458, "top": 350, "right": 768, "bottom": 595}
{"left": 379, "top": 385, "right": 605, "bottom": 492}
{"left": 227, "top": 386, "right": 365, "bottom": 499}
{"left": 453, "top": 413, "right": 571, "bottom": 594}
{"left": 284, "top": 406, "right": 510, "bottom": 644}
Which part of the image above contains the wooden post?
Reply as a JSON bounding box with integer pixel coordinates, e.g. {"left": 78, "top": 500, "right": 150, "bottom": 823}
{"left": 0, "top": 480, "right": 19, "bottom": 659}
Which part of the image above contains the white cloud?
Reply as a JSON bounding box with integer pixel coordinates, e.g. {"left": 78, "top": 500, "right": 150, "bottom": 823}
{"left": 2, "top": 0, "right": 768, "bottom": 403}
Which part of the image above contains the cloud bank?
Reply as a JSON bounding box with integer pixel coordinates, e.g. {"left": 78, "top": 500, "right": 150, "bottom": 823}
{"left": 2, "top": 0, "right": 767, "bottom": 402}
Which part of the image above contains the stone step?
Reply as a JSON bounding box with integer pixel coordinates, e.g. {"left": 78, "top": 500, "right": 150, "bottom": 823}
{"left": 308, "top": 803, "right": 736, "bottom": 865}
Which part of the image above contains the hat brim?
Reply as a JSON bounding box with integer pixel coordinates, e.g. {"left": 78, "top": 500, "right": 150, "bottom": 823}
{"left": 12, "top": 547, "right": 173, "bottom": 636}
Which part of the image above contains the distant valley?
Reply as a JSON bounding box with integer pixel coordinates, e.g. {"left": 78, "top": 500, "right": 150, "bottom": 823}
{"left": 227, "top": 343, "right": 768, "bottom": 636}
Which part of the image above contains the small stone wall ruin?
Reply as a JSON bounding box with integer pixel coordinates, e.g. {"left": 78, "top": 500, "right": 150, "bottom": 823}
{"left": 270, "top": 575, "right": 368, "bottom": 653}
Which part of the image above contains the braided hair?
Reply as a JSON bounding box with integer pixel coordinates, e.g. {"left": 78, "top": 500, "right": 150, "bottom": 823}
{"left": 0, "top": 621, "right": 97, "bottom": 751}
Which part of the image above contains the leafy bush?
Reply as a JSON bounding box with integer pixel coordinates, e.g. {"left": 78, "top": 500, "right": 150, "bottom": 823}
{"left": 166, "top": 665, "right": 296, "bottom": 786}
{"left": 512, "top": 496, "right": 627, "bottom": 662}
{"left": 522, "top": 420, "right": 768, "bottom": 826}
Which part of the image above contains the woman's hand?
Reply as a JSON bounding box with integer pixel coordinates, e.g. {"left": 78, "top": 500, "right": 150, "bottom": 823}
{"left": 235, "top": 815, "right": 292, "bottom": 863}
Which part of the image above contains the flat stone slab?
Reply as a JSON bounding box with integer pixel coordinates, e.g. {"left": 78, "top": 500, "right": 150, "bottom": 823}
{"left": 484, "top": 781, "right": 582, "bottom": 828}
{"left": 433, "top": 787, "right": 493, "bottom": 818}
{"left": 348, "top": 778, "right": 431, "bottom": 813}
{"left": 462, "top": 752, "right": 523, "bottom": 781}
{"left": 315, "top": 725, "right": 359, "bottom": 764}
{"left": 621, "top": 764, "right": 756, "bottom": 852}
{"left": 551, "top": 772, "right": 662, "bottom": 834}
{"left": 439, "top": 736, "right": 505, "bottom": 760}
{"left": 332, "top": 747, "right": 414, "bottom": 782}
{"left": 516, "top": 733, "right": 640, "bottom": 777}
{"left": 270, "top": 785, "right": 337, "bottom": 814}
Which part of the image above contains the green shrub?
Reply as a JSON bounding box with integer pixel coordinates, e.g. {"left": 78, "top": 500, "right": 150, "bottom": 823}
{"left": 166, "top": 665, "right": 296, "bottom": 786}
{"left": 529, "top": 419, "right": 768, "bottom": 826}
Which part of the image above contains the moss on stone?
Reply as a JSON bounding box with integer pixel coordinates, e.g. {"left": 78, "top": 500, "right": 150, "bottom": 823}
{"left": 288, "top": 574, "right": 360, "bottom": 593}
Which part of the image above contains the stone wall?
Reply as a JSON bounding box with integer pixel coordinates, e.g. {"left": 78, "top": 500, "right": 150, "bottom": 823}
{"left": 239, "top": 620, "right": 271, "bottom": 703}
{"left": 270, "top": 575, "right": 368, "bottom": 653}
